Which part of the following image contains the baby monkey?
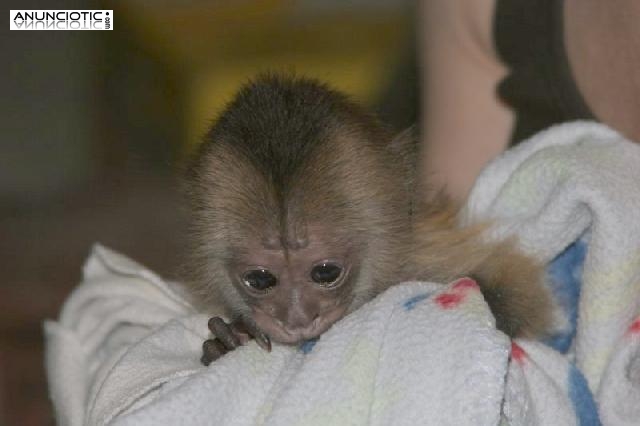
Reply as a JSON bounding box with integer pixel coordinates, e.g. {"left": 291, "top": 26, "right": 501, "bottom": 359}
{"left": 185, "top": 75, "right": 552, "bottom": 365}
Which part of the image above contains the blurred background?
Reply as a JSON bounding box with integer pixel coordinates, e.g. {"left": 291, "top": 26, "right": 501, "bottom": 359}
{"left": 1, "top": 0, "right": 418, "bottom": 423}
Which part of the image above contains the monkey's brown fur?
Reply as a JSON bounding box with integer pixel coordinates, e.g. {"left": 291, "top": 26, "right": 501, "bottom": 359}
{"left": 407, "top": 199, "right": 552, "bottom": 338}
{"left": 185, "top": 74, "right": 552, "bottom": 351}
{"left": 186, "top": 75, "right": 409, "bottom": 316}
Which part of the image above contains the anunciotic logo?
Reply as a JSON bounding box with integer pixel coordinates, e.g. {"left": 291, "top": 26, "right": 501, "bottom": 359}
{"left": 10, "top": 10, "right": 113, "bottom": 30}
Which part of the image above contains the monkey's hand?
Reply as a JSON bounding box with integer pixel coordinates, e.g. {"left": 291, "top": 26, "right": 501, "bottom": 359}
{"left": 201, "top": 317, "right": 271, "bottom": 366}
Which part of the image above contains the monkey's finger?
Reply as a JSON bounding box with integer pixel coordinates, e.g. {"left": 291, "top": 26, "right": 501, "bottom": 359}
{"left": 201, "top": 353, "right": 213, "bottom": 366}
{"left": 201, "top": 339, "right": 227, "bottom": 366}
{"left": 229, "top": 321, "right": 252, "bottom": 344}
{"left": 243, "top": 320, "right": 272, "bottom": 352}
{"left": 209, "top": 317, "right": 241, "bottom": 349}
{"left": 201, "top": 339, "right": 225, "bottom": 364}
{"left": 207, "top": 316, "right": 227, "bottom": 333}
{"left": 255, "top": 333, "right": 272, "bottom": 352}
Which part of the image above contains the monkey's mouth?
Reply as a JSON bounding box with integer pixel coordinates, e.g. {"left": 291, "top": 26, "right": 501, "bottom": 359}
{"left": 252, "top": 305, "right": 348, "bottom": 345}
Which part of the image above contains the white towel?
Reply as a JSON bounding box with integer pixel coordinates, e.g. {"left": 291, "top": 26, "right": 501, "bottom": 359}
{"left": 44, "top": 246, "right": 197, "bottom": 426}
{"left": 45, "top": 121, "right": 640, "bottom": 425}
{"left": 463, "top": 121, "right": 640, "bottom": 424}
{"left": 463, "top": 121, "right": 640, "bottom": 382}
{"left": 46, "top": 245, "right": 510, "bottom": 426}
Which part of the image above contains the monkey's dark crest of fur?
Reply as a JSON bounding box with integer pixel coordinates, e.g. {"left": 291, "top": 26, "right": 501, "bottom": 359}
{"left": 184, "top": 73, "right": 552, "bottom": 341}
{"left": 184, "top": 74, "right": 412, "bottom": 318}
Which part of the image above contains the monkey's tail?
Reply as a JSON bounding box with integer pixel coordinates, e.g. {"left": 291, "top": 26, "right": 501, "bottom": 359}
{"left": 410, "top": 199, "right": 553, "bottom": 339}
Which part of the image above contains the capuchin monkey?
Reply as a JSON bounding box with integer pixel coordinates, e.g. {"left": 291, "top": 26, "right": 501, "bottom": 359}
{"left": 184, "top": 74, "right": 552, "bottom": 365}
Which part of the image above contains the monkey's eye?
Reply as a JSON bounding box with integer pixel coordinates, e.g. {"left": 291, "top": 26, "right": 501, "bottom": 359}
{"left": 310, "top": 262, "right": 343, "bottom": 285}
{"left": 242, "top": 269, "right": 277, "bottom": 291}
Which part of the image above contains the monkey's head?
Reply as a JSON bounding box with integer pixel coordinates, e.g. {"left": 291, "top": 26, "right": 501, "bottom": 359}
{"left": 185, "top": 75, "right": 411, "bottom": 344}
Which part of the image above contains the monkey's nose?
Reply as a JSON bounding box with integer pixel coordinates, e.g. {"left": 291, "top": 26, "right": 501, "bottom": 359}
{"left": 283, "top": 312, "right": 321, "bottom": 336}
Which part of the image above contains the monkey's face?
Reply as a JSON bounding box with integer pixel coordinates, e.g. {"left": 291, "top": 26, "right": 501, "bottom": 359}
{"left": 229, "top": 234, "right": 359, "bottom": 344}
